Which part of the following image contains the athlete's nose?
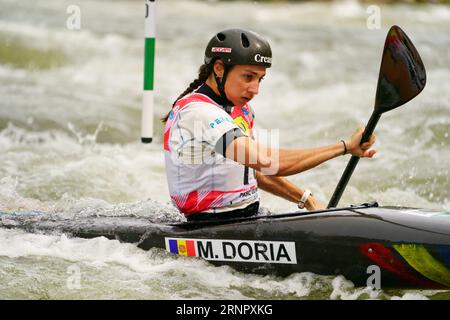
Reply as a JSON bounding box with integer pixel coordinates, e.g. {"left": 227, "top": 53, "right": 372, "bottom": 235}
{"left": 248, "top": 80, "right": 260, "bottom": 95}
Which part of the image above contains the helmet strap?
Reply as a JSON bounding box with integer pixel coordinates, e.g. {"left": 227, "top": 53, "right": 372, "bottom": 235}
{"left": 214, "top": 65, "right": 233, "bottom": 113}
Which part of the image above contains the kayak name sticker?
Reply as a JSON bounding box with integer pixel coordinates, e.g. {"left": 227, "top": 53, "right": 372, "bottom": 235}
{"left": 165, "top": 238, "right": 297, "bottom": 264}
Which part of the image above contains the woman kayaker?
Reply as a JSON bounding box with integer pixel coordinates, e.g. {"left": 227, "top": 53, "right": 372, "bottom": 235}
{"left": 162, "top": 28, "right": 376, "bottom": 221}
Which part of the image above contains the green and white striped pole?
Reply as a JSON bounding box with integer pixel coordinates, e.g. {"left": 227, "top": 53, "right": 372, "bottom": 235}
{"left": 142, "top": 0, "right": 155, "bottom": 143}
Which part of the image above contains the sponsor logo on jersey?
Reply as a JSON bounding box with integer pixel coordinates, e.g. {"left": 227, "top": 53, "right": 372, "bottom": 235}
{"left": 210, "top": 116, "right": 232, "bottom": 129}
{"left": 166, "top": 238, "right": 297, "bottom": 264}
{"left": 233, "top": 116, "right": 250, "bottom": 136}
{"left": 239, "top": 188, "right": 257, "bottom": 198}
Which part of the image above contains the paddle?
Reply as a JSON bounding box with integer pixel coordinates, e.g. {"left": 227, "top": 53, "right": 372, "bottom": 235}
{"left": 327, "top": 25, "right": 426, "bottom": 208}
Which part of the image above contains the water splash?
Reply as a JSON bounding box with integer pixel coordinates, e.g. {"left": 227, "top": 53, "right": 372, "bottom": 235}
{"left": 67, "top": 121, "right": 104, "bottom": 145}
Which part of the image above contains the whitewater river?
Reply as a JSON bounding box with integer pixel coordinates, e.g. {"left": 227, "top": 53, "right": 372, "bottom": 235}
{"left": 0, "top": 0, "right": 449, "bottom": 299}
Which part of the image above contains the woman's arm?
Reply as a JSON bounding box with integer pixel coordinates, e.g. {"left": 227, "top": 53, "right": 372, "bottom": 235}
{"left": 255, "top": 171, "right": 324, "bottom": 210}
{"left": 225, "top": 127, "right": 376, "bottom": 176}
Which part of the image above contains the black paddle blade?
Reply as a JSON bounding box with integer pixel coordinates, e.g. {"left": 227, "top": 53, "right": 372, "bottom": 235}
{"left": 327, "top": 26, "right": 426, "bottom": 209}
{"left": 375, "top": 25, "right": 426, "bottom": 113}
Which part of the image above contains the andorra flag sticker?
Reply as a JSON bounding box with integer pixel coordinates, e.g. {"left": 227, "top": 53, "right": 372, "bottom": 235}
{"left": 168, "top": 239, "right": 196, "bottom": 257}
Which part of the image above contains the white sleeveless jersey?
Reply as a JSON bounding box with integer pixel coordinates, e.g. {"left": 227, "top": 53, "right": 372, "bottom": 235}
{"left": 164, "top": 92, "right": 258, "bottom": 217}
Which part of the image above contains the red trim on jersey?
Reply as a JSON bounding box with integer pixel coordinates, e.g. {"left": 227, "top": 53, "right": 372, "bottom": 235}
{"left": 171, "top": 185, "right": 257, "bottom": 215}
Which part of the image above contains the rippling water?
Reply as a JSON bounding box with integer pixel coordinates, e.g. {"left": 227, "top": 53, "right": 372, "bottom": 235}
{"left": 0, "top": 0, "right": 449, "bottom": 299}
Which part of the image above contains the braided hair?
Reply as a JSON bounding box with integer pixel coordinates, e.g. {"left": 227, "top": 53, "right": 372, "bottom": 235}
{"left": 161, "top": 63, "right": 213, "bottom": 123}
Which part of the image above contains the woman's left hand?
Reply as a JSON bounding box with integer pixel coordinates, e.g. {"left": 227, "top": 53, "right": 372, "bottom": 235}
{"left": 346, "top": 127, "right": 376, "bottom": 158}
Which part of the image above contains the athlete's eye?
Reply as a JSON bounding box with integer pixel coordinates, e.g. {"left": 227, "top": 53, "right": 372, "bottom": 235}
{"left": 243, "top": 74, "right": 253, "bottom": 81}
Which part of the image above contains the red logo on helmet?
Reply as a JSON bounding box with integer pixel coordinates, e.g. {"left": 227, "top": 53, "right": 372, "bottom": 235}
{"left": 212, "top": 47, "right": 232, "bottom": 53}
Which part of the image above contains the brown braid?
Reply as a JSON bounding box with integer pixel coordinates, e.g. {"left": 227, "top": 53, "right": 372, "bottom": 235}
{"left": 161, "top": 63, "right": 213, "bottom": 123}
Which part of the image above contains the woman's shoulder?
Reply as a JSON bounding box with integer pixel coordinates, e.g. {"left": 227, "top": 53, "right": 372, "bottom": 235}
{"left": 176, "top": 101, "right": 233, "bottom": 127}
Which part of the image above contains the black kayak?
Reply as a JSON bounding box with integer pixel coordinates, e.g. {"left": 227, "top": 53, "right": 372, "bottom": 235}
{"left": 1, "top": 202, "right": 449, "bottom": 289}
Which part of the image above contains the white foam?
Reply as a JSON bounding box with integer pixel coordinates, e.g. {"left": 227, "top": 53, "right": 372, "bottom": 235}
{"left": 0, "top": 122, "right": 170, "bottom": 206}
{"left": 330, "top": 275, "right": 382, "bottom": 300}
{"left": 0, "top": 228, "right": 173, "bottom": 272}
{"left": 0, "top": 176, "right": 50, "bottom": 212}
{"left": 390, "top": 293, "right": 429, "bottom": 300}
{"left": 331, "top": 0, "right": 364, "bottom": 18}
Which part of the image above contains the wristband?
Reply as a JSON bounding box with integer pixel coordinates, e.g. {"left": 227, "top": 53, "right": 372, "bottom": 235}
{"left": 340, "top": 140, "right": 347, "bottom": 155}
{"left": 298, "top": 189, "right": 312, "bottom": 209}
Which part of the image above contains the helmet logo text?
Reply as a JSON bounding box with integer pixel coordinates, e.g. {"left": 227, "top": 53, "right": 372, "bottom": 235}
{"left": 254, "top": 54, "right": 272, "bottom": 64}
{"left": 212, "top": 47, "right": 232, "bottom": 53}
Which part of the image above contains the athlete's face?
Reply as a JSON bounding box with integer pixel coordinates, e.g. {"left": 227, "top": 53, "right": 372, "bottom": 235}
{"left": 225, "top": 65, "right": 266, "bottom": 107}
{"left": 214, "top": 61, "right": 267, "bottom": 107}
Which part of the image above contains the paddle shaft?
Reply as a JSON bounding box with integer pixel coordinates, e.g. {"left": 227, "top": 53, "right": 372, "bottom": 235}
{"left": 327, "top": 111, "right": 381, "bottom": 208}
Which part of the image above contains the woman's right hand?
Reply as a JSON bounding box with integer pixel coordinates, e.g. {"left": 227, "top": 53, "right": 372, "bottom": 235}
{"left": 345, "top": 127, "right": 376, "bottom": 158}
{"left": 305, "top": 195, "right": 325, "bottom": 211}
